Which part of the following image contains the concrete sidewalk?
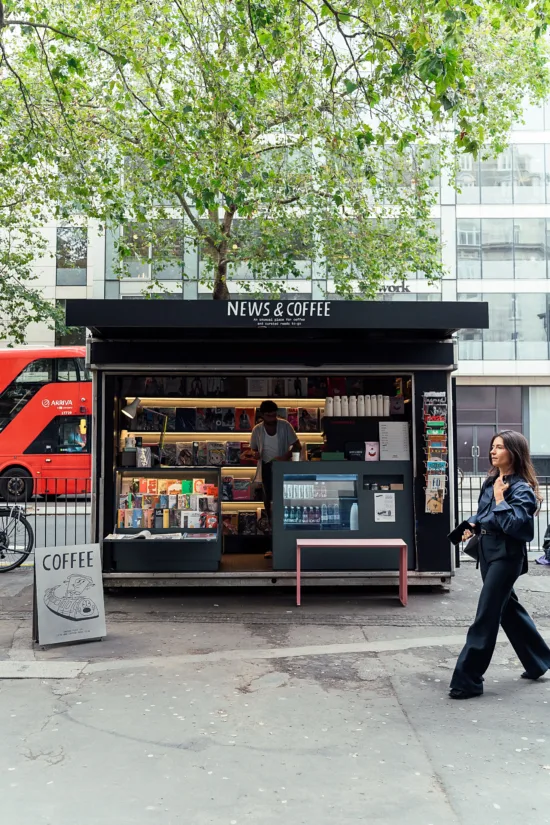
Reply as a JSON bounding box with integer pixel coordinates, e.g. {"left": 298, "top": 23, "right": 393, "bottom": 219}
{"left": 0, "top": 566, "right": 549, "bottom": 824}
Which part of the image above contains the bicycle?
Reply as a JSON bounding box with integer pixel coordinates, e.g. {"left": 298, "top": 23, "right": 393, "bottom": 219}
{"left": 0, "top": 506, "right": 34, "bottom": 572}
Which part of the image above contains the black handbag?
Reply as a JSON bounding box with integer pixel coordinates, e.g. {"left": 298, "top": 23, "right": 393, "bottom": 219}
{"left": 462, "top": 534, "right": 480, "bottom": 561}
{"left": 448, "top": 520, "right": 480, "bottom": 561}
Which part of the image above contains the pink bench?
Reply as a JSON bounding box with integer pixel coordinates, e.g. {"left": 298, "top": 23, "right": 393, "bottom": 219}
{"left": 295, "top": 538, "right": 408, "bottom": 607}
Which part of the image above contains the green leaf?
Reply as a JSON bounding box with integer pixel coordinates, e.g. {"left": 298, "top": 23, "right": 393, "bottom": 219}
{"left": 343, "top": 78, "right": 358, "bottom": 94}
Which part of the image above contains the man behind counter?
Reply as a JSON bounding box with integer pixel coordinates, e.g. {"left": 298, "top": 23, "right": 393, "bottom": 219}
{"left": 243, "top": 400, "right": 301, "bottom": 559}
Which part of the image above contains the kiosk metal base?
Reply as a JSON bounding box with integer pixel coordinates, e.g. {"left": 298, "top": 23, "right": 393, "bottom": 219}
{"left": 102, "top": 570, "right": 452, "bottom": 588}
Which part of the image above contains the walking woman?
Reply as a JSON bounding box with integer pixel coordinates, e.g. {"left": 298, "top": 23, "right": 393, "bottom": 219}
{"left": 450, "top": 430, "right": 550, "bottom": 699}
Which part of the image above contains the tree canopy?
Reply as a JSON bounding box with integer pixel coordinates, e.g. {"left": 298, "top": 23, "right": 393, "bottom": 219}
{"left": 1, "top": 0, "right": 550, "bottom": 334}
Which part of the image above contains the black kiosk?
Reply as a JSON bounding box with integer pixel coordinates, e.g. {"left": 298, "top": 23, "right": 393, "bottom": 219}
{"left": 66, "top": 299, "right": 488, "bottom": 590}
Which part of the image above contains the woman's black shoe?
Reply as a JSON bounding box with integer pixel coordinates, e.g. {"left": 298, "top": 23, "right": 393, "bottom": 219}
{"left": 449, "top": 688, "right": 481, "bottom": 700}
{"left": 521, "top": 670, "right": 545, "bottom": 680}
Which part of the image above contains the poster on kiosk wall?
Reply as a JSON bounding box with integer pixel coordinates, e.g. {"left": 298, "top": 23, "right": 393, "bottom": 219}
{"left": 34, "top": 544, "right": 106, "bottom": 647}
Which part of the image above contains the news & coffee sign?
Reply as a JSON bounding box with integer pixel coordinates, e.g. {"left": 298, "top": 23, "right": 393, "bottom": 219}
{"left": 226, "top": 300, "right": 332, "bottom": 327}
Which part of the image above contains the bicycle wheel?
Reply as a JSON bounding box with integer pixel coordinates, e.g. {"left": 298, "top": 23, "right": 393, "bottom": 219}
{"left": 0, "top": 510, "right": 34, "bottom": 572}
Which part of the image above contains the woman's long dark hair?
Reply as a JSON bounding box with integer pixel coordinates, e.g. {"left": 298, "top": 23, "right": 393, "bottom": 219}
{"left": 488, "top": 430, "right": 542, "bottom": 503}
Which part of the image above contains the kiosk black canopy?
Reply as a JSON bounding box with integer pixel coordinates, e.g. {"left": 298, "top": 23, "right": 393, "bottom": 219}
{"left": 67, "top": 299, "right": 488, "bottom": 341}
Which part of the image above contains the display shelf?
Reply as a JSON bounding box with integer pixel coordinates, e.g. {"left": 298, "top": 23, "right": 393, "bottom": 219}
{"left": 124, "top": 432, "right": 323, "bottom": 440}
{"left": 111, "top": 466, "right": 224, "bottom": 572}
{"left": 109, "top": 527, "right": 217, "bottom": 539}
{"left": 125, "top": 397, "right": 326, "bottom": 408}
{"left": 222, "top": 501, "right": 264, "bottom": 509}
{"left": 322, "top": 415, "right": 404, "bottom": 421}
{"left": 222, "top": 466, "right": 257, "bottom": 473}
{"left": 283, "top": 496, "right": 341, "bottom": 502}
{"left": 116, "top": 465, "right": 220, "bottom": 473}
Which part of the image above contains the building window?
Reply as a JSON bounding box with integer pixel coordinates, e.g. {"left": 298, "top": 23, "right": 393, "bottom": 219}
{"left": 458, "top": 293, "right": 550, "bottom": 361}
{"left": 457, "top": 218, "right": 549, "bottom": 280}
{"left": 457, "top": 219, "right": 481, "bottom": 279}
{"left": 480, "top": 150, "right": 513, "bottom": 204}
{"left": 56, "top": 227, "right": 87, "bottom": 286}
{"left": 119, "top": 220, "right": 184, "bottom": 281}
{"left": 122, "top": 222, "right": 150, "bottom": 279}
{"left": 456, "top": 155, "right": 480, "bottom": 204}
{"left": 515, "top": 293, "right": 549, "bottom": 359}
{"left": 456, "top": 386, "right": 522, "bottom": 429}
{"left": 457, "top": 293, "right": 483, "bottom": 360}
{"left": 152, "top": 220, "right": 185, "bottom": 280}
{"left": 513, "top": 219, "right": 546, "bottom": 279}
{"left": 481, "top": 219, "right": 514, "bottom": 279}
{"left": 54, "top": 299, "right": 86, "bottom": 346}
{"left": 513, "top": 145, "right": 545, "bottom": 204}
{"left": 529, "top": 387, "right": 550, "bottom": 454}
{"left": 483, "top": 293, "right": 516, "bottom": 360}
{"left": 459, "top": 141, "right": 547, "bottom": 204}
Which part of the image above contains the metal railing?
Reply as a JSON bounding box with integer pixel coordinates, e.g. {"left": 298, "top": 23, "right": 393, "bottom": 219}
{"left": 2, "top": 473, "right": 549, "bottom": 554}
{"left": 0, "top": 477, "right": 91, "bottom": 552}
{"left": 457, "top": 474, "right": 550, "bottom": 551}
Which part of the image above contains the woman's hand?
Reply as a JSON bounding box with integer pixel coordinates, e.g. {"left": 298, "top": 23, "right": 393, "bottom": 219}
{"left": 493, "top": 476, "right": 510, "bottom": 504}
{"left": 462, "top": 523, "right": 476, "bottom": 541}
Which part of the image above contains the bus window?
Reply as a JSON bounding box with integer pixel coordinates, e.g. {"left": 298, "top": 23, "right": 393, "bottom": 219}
{"left": 24, "top": 415, "right": 90, "bottom": 454}
{"left": 56, "top": 358, "right": 79, "bottom": 382}
{"left": 0, "top": 359, "right": 53, "bottom": 432}
{"left": 76, "top": 358, "right": 92, "bottom": 382}
{"left": 14, "top": 358, "right": 53, "bottom": 386}
{"left": 59, "top": 418, "right": 87, "bottom": 452}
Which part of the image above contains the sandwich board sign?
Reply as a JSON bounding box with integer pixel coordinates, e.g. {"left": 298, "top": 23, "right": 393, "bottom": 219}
{"left": 34, "top": 544, "right": 106, "bottom": 647}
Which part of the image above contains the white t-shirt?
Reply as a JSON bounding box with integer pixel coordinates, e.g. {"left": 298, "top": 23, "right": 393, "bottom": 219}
{"left": 262, "top": 431, "right": 280, "bottom": 463}
{"left": 250, "top": 419, "right": 298, "bottom": 480}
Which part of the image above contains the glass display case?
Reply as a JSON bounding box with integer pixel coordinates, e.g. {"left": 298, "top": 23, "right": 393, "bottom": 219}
{"left": 283, "top": 473, "right": 359, "bottom": 531}
{"left": 104, "top": 468, "right": 223, "bottom": 572}
{"left": 273, "top": 461, "right": 415, "bottom": 572}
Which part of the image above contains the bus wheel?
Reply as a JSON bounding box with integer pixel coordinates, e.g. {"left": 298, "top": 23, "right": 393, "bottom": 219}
{"left": 0, "top": 469, "right": 33, "bottom": 504}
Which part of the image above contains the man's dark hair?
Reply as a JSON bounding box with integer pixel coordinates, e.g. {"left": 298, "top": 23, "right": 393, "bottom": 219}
{"left": 259, "top": 399, "right": 278, "bottom": 414}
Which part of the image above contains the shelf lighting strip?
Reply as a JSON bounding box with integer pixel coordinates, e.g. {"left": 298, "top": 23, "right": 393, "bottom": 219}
{"left": 124, "top": 397, "right": 325, "bottom": 408}
{"left": 124, "top": 432, "right": 324, "bottom": 442}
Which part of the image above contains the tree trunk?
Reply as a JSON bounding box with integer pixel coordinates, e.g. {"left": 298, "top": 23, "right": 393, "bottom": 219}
{"left": 213, "top": 257, "right": 230, "bottom": 300}
{"left": 211, "top": 209, "right": 235, "bottom": 300}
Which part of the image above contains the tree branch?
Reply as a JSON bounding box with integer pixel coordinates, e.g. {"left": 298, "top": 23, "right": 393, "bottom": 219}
{"left": 1, "top": 16, "right": 123, "bottom": 62}
{"left": 36, "top": 30, "right": 85, "bottom": 170}
{"left": 0, "top": 42, "right": 39, "bottom": 132}
{"left": 174, "top": 192, "right": 211, "bottom": 240}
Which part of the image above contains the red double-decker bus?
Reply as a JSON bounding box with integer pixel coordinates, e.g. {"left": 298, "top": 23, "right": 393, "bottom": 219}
{"left": 0, "top": 346, "right": 92, "bottom": 500}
